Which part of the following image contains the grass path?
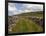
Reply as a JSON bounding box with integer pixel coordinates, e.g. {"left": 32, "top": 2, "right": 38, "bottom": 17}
{"left": 11, "top": 17, "right": 43, "bottom": 33}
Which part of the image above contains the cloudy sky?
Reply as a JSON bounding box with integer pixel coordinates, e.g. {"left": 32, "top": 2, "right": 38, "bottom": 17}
{"left": 8, "top": 3, "right": 43, "bottom": 16}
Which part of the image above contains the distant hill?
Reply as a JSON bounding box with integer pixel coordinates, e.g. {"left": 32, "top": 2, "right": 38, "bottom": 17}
{"left": 8, "top": 11, "right": 43, "bottom": 17}
{"left": 16, "top": 11, "right": 43, "bottom": 17}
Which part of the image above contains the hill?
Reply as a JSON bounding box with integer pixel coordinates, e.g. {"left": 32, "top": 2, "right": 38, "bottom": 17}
{"left": 8, "top": 11, "right": 43, "bottom": 33}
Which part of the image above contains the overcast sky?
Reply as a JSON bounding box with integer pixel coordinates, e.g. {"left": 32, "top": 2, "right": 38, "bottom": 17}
{"left": 8, "top": 3, "right": 43, "bottom": 16}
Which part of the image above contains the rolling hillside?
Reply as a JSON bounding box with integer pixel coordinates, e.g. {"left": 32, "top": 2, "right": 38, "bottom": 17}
{"left": 8, "top": 11, "right": 43, "bottom": 33}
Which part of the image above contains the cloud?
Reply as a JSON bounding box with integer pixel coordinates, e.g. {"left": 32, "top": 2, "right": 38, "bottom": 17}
{"left": 23, "top": 4, "right": 43, "bottom": 12}
{"left": 8, "top": 3, "right": 43, "bottom": 16}
{"left": 8, "top": 3, "right": 19, "bottom": 16}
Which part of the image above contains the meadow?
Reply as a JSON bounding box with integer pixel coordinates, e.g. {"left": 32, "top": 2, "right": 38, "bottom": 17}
{"left": 8, "top": 11, "right": 43, "bottom": 33}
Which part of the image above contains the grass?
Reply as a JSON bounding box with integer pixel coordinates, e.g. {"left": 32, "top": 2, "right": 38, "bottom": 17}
{"left": 8, "top": 11, "right": 43, "bottom": 33}
{"left": 11, "top": 16, "right": 43, "bottom": 33}
{"left": 18, "top": 11, "right": 43, "bottom": 18}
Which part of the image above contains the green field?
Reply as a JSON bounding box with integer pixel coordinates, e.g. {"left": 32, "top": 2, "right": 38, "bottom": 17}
{"left": 8, "top": 11, "right": 43, "bottom": 33}
{"left": 17, "top": 11, "right": 43, "bottom": 18}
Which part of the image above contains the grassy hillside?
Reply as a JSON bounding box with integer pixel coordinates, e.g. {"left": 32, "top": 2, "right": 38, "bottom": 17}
{"left": 8, "top": 11, "right": 43, "bottom": 33}
{"left": 16, "top": 11, "right": 43, "bottom": 18}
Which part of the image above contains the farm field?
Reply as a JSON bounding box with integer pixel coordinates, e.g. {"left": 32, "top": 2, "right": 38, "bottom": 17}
{"left": 8, "top": 11, "right": 43, "bottom": 33}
